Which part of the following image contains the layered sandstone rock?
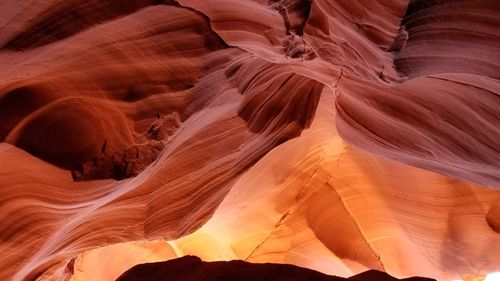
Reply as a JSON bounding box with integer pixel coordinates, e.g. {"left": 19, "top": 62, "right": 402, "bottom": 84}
{"left": 0, "top": 0, "right": 499, "bottom": 281}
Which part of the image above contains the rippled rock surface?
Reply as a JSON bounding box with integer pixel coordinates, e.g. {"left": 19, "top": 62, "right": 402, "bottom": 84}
{"left": 0, "top": 0, "right": 499, "bottom": 280}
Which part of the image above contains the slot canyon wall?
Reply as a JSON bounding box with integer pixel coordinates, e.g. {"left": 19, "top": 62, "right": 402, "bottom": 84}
{"left": 0, "top": 0, "right": 499, "bottom": 280}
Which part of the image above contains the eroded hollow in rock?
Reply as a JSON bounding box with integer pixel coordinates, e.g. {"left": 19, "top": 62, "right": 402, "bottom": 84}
{"left": 72, "top": 113, "right": 180, "bottom": 181}
{"left": 486, "top": 200, "right": 500, "bottom": 233}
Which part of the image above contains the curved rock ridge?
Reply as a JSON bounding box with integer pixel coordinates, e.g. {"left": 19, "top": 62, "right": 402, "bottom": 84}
{"left": 1, "top": 3, "right": 230, "bottom": 171}
{"left": 115, "top": 255, "right": 436, "bottom": 281}
{"left": 0, "top": 0, "right": 499, "bottom": 281}
{"left": 394, "top": 0, "right": 500, "bottom": 79}
{"left": 62, "top": 94, "right": 500, "bottom": 281}
{"left": 2, "top": 0, "right": 177, "bottom": 50}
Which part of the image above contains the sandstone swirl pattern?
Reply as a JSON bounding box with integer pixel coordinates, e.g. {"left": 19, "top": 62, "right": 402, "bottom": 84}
{"left": 0, "top": 1, "right": 499, "bottom": 281}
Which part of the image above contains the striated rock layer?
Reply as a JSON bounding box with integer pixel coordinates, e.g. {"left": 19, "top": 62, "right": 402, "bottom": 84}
{"left": 0, "top": 0, "right": 499, "bottom": 281}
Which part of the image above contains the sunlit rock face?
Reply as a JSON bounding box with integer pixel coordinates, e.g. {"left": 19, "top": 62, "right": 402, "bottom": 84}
{"left": 0, "top": 0, "right": 499, "bottom": 281}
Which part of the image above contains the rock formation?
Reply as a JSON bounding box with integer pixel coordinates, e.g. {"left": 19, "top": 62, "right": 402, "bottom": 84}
{"left": 0, "top": 0, "right": 499, "bottom": 281}
{"left": 115, "top": 255, "right": 436, "bottom": 281}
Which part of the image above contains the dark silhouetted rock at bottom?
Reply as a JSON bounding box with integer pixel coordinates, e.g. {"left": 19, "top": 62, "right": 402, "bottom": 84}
{"left": 348, "top": 270, "right": 435, "bottom": 281}
{"left": 116, "top": 256, "right": 436, "bottom": 281}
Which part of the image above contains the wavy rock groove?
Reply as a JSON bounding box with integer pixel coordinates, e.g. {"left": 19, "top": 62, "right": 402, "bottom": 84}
{"left": 0, "top": 0, "right": 499, "bottom": 281}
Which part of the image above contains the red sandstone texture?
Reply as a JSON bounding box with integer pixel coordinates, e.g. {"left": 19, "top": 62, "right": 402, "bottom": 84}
{"left": 0, "top": 0, "right": 499, "bottom": 280}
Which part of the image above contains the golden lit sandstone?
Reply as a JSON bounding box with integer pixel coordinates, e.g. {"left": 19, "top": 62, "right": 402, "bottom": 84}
{"left": 71, "top": 241, "right": 176, "bottom": 281}
{"left": 69, "top": 93, "right": 500, "bottom": 281}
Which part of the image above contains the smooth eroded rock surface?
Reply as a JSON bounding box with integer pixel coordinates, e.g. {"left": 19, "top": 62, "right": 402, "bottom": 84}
{"left": 0, "top": 0, "right": 499, "bottom": 280}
